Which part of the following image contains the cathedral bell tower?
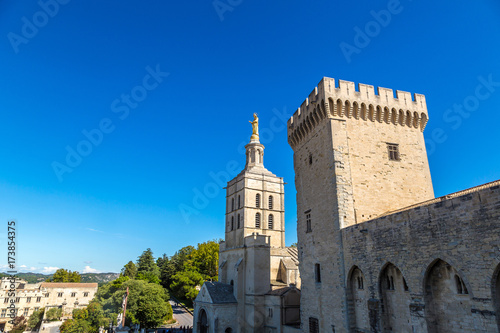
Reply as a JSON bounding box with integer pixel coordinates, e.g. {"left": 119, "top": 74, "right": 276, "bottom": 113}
{"left": 223, "top": 113, "right": 285, "bottom": 250}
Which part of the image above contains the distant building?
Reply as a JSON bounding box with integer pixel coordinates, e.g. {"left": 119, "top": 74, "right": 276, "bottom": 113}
{"left": 193, "top": 119, "right": 301, "bottom": 333}
{"left": 0, "top": 277, "right": 98, "bottom": 331}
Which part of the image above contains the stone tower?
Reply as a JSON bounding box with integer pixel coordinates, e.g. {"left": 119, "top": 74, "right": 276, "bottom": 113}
{"left": 223, "top": 128, "right": 285, "bottom": 250}
{"left": 287, "top": 77, "right": 434, "bottom": 332}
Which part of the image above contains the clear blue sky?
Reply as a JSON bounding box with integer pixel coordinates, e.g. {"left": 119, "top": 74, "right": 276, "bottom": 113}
{"left": 0, "top": 0, "right": 499, "bottom": 274}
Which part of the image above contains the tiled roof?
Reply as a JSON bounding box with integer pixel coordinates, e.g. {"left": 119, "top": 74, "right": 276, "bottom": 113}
{"left": 286, "top": 247, "right": 299, "bottom": 265}
{"left": 40, "top": 283, "right": 98, "bottom": 288}
{"left": 204, "top": 282, "right": 237, "bottom": 304}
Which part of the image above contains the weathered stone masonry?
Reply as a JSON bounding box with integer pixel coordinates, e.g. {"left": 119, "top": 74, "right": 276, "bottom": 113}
{"left": 288, "top": 77, "right": 500, "bottom": 332}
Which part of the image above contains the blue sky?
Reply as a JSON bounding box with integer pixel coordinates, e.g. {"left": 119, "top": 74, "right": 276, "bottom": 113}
{"left": 0, "top": 0, "right": 499, "bottom": 274}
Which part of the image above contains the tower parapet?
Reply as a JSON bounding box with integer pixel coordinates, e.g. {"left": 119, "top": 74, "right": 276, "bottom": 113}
{"left": 287, "top": 77, "right": 429, "bottom": 148}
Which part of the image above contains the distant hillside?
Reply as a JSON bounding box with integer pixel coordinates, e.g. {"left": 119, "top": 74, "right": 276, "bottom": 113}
{"left": 0, "top": 272, "right": 119, "bottom": 284}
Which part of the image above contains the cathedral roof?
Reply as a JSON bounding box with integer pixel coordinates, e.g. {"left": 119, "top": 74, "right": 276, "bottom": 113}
{"left": 204, "top": 282, "right": 237, "bottom": 304}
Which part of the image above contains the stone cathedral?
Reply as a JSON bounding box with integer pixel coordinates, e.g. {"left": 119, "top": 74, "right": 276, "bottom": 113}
{"left": 193, "top": 114, "right": 301, "bottom": 333}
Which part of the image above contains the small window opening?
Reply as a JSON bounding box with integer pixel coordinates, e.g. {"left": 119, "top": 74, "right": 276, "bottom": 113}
{"left": 455, "top": 275, "right": 468, "bottom": 294}
{"left": 269, "top": 196, "right": 273, "bottom": 209}
{"left": 256, "top": 194, "right": 260, "bottom": 208}
{"left": 255, "top": 213, "right": 261, "bottom": 228}
{"left": 387, "top": 143, "right": 400, "bottom": 161}
{"left": 315, "top": 264, "right": 321, "bottom": 283}
{"left": 268, "top": 214, "right": 274, "bottom": 229}
{"left": 306, "top": 213, "right": 312, "bottom": 233}
{"left": 309, "top": 317, "right": 319, "bottom": 333}
{"left": 309, "top": 154, "right": 313, "bottom": 165}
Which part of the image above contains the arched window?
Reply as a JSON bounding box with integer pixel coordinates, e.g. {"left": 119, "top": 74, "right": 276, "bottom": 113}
{"left": 268, "top": 214, "right": 274, "bottom": 229}
{"left": 231, "top": 216, "right": 234, "bottom": 231}
{"left": 238, "top": 195, "right": 241, "bottom": 209}
{"left": 256, "top": 193, "right": 260, "bottom": 208}
{"left": 255, "top": 213, "right": 261, "bottom": 228}
{"left": 237, "top": 214, "right": 240, "bottom": 228}
{"left": 231, "top": 198, "right": 234, "bottom": 211}
{"left": 269, "top": 196, "right": 273, "bottom": 209}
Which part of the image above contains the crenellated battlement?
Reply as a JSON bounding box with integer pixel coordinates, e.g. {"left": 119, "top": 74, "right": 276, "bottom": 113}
{"left": 287, "top": 77, "right": 430, "bottom": 148}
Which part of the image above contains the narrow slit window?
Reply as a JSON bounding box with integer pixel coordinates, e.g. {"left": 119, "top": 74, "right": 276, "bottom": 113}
{"left": 268, "top": 214, "right": 273, "bottom": 229}
{"left": 269, "top": 196, "right": 273, "bottom": 209}
{"left": 256, "top": 194, "right": 260, "bottom": 208}
{"left": 255, "top": 213, "right": 261, "bottom": 228}
{"left": 315, "top": 263, "right": 321, "bottom": 283}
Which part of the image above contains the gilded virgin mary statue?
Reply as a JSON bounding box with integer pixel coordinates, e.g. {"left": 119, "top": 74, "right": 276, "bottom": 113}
{"left": 249, "top": 113, "right": 259, "bottom": 141}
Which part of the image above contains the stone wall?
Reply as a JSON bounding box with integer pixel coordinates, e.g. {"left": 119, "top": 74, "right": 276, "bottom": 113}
{"left": 342, "top": 182, "right": 500, "bottom": 332}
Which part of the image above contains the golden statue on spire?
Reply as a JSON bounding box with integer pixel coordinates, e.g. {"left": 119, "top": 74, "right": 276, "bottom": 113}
{"left": 249, "top": 113, "right": 259, "bottom": 141}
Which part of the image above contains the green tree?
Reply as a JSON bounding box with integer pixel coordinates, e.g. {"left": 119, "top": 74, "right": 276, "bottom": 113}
{"left": 137, "top": 248, "right": 157, "bottom": 274}
{"left": 27, "top": 308, "right": 44, "bottom": 331}
{"left": 95, "top": 278, "right": 172, "bottom": 329}
{"left": 86, "top": 300, "right": 105, "bottom": 332}
{"left": 10, "top": 316, "right": 27, "bottom": 333}
{"left": 160, "top": 246, "right": 195, "bottom": 288}
{"left": 136, "top": 271, "right": 160, "bottom": 284}
{"left": 46, "top": 307, "right": 63, "bottom": 321}
{"left": 170, "top": 270, "right": 204, "bottom": 303}
{"left": 135, "top": 284, "right": 171, "bottom": 329}
{"left": 50, "top": 269, "right": 81, "bottom": 282}
{"left": 121, "top": 261, "right": 137, "bottom": 279}
{"left": 156, "top": 254, "right": 168, "bottom": 269}
{"left": 190, "top": 240, "right": 219, "bottom": 279}
{"left": 137, "top": 249, "right": 160, "bottom": 282}
{"left": 60, "top": 318, "right": 90, "bottom": 333}
{"left": 69, "top": 270, "right": 81, "bottom": 282}
{"left": 51, "top": 268, "right": 69, "bottom": 282}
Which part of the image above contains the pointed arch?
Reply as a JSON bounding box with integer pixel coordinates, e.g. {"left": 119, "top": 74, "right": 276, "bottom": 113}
{"left": 347, "top": 266, "right": 369, "bottom": 332}
{"left": 379, "top": 263, "right": 411, "bottom": 332}
{"left": 424, "top": 259, "right": 473, "bottom": 333}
